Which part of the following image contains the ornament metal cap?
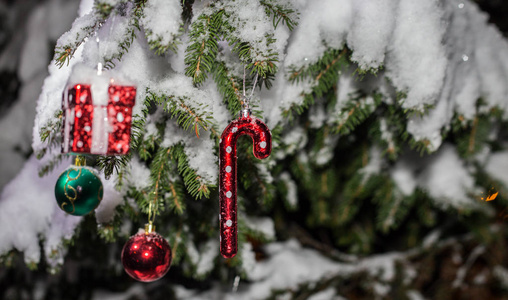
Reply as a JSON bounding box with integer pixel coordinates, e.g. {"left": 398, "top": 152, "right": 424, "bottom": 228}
{"left": 145, "top": 223, "right": 155, "bottom": 234}
{"left": 240, "top": 106, "right": 252, "bottom": 118}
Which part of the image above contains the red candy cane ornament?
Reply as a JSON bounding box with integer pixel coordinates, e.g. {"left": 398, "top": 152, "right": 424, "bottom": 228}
{"left": 219, "top": 109, "right": 271, "bottom": 258}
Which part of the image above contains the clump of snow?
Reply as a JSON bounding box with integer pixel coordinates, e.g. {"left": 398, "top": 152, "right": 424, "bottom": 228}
{"left": 244, "top": 216, "right": 275, "bottom": 240}
{"left": 162, "top": 122, "right": 218, "bottom": 185}
{"left": 279, "top": 172, "right": 298, "bottom": 208}
{"left": 372, "top": 282, "right": 390, "bottom": 297}
{"left": 256, "top": 162, "right": 274, "bottom": 185}
{"left": 359, "top": 253, "right": 398, "bottom": 282}
{"left": 314, "top": 135, "right": 339, "bottom": 166}
{"left": 406, "top": 104, "right": 448, "bottom": 152}
{"left": 94, "top": 172, "right": 123, "bottom": 224}
{"left": 259, "top": 68, "right": 313, "bottom": 128}
{"left": 196, "top": 239, "right": 218, "bottom": 276}
{"left": 422, "top": 230, "right": 441, "bottom": 248}
{"left": 54, "top": 12, "right": 99, "bottom": 54}
{"left": 493, "top": 266, "right": 508, "bottom": 289}
{"left": 87, "top": 12, "right": 132, "bottom": 65}
{"left": 485, "top": 151, "right": 508, "bottom": 186}
{"left": 379, "top": 118, "right": 395, "bottom": 153}
{"left": 280, "top": 125, "right": 307, "bottom": 155}
{"left": 418, "top": 145, "right": 477, "bottom": 209}
{"left": 347, "top": 0, "right": 396, "bottom": 70}
{"left": 187, "top": 238, "right": 218, "bottom": 277}
{"left": 78, "top": 0, "right": 94, "bottom": 16}
{"left": 385, "top": 0, "right": 446, "bottom": 111}
{"left": 126, "top": 157, "right": 151, "bottom": 190}
{"left": 222, "top": 0, "right": 273, "bottom": 61}
{"left": 186, "top": 239, "right": 200, "bottom": 266}
{"left": 92, "top": 284, "right": 146, "bottom": 300}
{"left": 0, "top": 155, "right": 79, "bottom": 264}
{"left": 240, "top": 242, "right": 256, "bottom": 276}
{"left": 172, "top": 240, "right": 410, "bottom": 299}
{"left": 407, "top": 290, "right": 426, "bottom": 300}
{"left": 359, "top": 146, "right": 383, "bottom": 181}
{"left": 141, "top": 0, "right": 182, "bottom": 49}
{"left": 391, "top": 160, "right": 417, "bottom": 196}
{"left": 239, "top": 239, "right": 350, "bottom": 299}
{"left": 44, "top": 205, "right": 82, "bottom": 268}
{"left": 285, "top": 0, "right": 352, "bottom": 68}
{"left": 308, "top": 102, "right": 327, "bottom": 129}
{"left": 308, "top": 287, "right": 345, "bottom": 300}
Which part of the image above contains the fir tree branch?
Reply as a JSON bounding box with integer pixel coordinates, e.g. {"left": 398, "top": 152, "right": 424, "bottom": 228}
{"left": 167, "top": 181, "right": 185, "bottom": 215}
{"left": 148, "top": 90, "right": 219, "bottom": 138}
{"left": 284, "top": 48, "right": 349, "bottom": 118}
{"left": 53, "top": 13, "right": 104, "bottom": 67}
{"left": 185, "top": 9, "right": 223, "bottom": 85}
{"left": 171, "top": 144, "right": 212, "bottom": 199}
{"left": 468, "top": 116, "right": 479, "bottom": 154}
{"left": 37, "top": 109, "right": 63, "bottom": 161}
{"left": 102, "top": 2, "right": 144, "bottom": 70}
{"left": 212, "top": 61, "right": 243, "bottom": 114}
{"left": 96, "top": 155, "right": 131, "bottom": 180}
{"left": 259, "top": 0, "right": 298, "bottom": 31}
{"left": 331, "top": 96, "right": 378, "bottom": 135}
{"left": 38, "top": 154, "right": 65, "bottom": 177}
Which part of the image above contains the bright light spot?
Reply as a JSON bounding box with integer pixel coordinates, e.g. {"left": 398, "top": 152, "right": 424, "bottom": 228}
{"left": 458, "top": 3, "right": 464, "bottom": 9}
{"left": 462, "top": 54, "right": 469, "bottom": 62}
{"left": 486, "top": 191, "right": 498, "bottom": 201}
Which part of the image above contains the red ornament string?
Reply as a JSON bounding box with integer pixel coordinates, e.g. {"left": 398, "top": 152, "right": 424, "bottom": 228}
{"left": 219, "top": 111, "right": 271, "bottom": 258}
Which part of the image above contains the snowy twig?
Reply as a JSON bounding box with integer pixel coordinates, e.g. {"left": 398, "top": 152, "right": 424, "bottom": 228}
{"left": 452, "top": 245, "right": 486, "bottom": 289}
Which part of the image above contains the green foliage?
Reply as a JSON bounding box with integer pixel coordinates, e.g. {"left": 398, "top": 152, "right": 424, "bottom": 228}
{"left": 96, "top": 155, "right": 131, "bottom": 180}
{"left": 260, "top": 0, "right": 298, "bottom": 31}
{"left": 284, "top": 48, "right": 350, "bottom": 118}
{"left": 148, "top": 89, "right": 217, "bottom": 138}
{"left": 330, "top": 95, "right": 379, "bottom": 135}
{"left": 38, "top": 154, "right": 65, "bottom": 177}
{"left": 212, "top": 61, "right": 243, "bottom": 114}
{"left": 185, "top": 8, "right": 223, "bottom": 85}
{"left": 53, "top": 13, "right": 103, "bottom": 67}
{"left": 102, "top": 2, "right": 143, "bottom": 69}
{"left": 171, "top": 143, "right": 213, "bottom": 200}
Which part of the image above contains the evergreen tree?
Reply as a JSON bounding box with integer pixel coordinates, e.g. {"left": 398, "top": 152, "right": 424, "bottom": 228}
{"left": 1, "top": 0, "right": 508, "bottom": 299}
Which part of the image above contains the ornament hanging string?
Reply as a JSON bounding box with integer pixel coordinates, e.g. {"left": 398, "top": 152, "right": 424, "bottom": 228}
{"left": 75, "top": 155, "right": 85, "bottom": 167}
{"left": 241, "top": 66, "right": 259, "bottom": 111}
{"left": 146, "top": 188, "right": 158, "bottom": 233}
{"left": 219, "top": 68, "right": 271, "bottom": 258}
{"left": 94, "top": 30, "right": 103, "bottom": 76}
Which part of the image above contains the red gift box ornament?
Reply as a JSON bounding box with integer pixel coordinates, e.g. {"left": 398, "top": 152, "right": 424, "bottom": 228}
{"left": 62, "top": 72, "right": 136, "bottom": 155}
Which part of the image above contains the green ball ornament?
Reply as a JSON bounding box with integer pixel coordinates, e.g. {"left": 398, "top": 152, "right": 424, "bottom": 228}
{"left": 54, "top": 166, "right": 103, "bottom": 216}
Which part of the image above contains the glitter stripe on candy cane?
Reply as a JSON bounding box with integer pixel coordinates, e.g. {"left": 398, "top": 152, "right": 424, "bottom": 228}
{"left": 219, "top": 113, "right": 271, "bottom": 258}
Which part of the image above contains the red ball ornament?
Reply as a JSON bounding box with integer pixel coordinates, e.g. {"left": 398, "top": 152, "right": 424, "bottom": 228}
{"left": 121, "top": 230, "right": 172, "bottom": 282}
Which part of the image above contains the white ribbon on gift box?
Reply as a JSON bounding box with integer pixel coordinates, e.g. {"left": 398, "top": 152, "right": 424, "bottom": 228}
{"left": 90, "top": 78, "right": 111, "bottom": 155}
{"left": 62, "top": 88, "right": 73, "bottom": 153}
{"left": 62, "top": 77, "right": 113, "bottom": 155}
